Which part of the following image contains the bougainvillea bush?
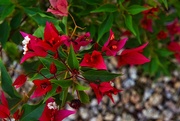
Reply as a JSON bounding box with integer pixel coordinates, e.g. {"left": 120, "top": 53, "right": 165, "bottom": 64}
{"left": 0, "top": 0, "right": 180, "bottom": 120}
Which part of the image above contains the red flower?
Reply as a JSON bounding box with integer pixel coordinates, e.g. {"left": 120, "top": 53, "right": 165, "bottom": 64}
{"left": 20, "top": 32, "right": 47, "bottom": 63}
{"left": 166, "top": 18, "right": 180, "bottom": 40}
{"left": 12, "top": 74, "right": 27, "bottom": 88}
{"left": 50, "top": 62, "right": 57, "bottom": 74}
{"left": 167, "top": 41, "right": 180, "bottom": 62}
{"left": 90, "top": 82, "right": 122, "bottom": 104}
{"left": 140, "top": 16, "right": 153, "bottom": 32}
{"left": 42, "top": 22, "right": 68, "bottom": 53}
{"left": 0, "top": 91, "right": 10, "bottom": 119}
{"left": 64, "top": 32, "right": 92, "bottom": 52}
{"left": 102, "top": 30, "right": 127, "bottom": 56}
{"left": 39, "top": 98, "right": 75, "bottom": 121}
{"left": 47, "top": 0, "right": 68, "bottom": 16}
{"left": 31, "top": 79, "right": 52, "bottom": 98}
{"left": 80, "top": 50, "right": 107, "bottom": 70}
{"left": 117, "top": 42, "right": 150, "bottom": 67}
{"left": 13, "top": 109, "right": 23, "bottom": 120}
{"left": 142, "top": 5, "right": 158, "bottom": 18}
{"left": 157, "top": 30, "right": 168, "bottom": 40}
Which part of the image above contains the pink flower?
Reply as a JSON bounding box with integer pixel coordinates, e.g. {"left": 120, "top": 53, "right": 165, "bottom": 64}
{"left": 0, "top": 91, "right": 10, "bottom": 119}
{"left": 117, "top": 42, "right": 150, "bottom": 67}
{"left": 80, "top": 50, "right": 107, "bottom": 70}
{"left": 140, "top": 16, "right": 153, "bottom": 32}
{"left": 47, "top": 0, "right": 68, "bottom": 16}
{"left": 167, "top": 41, "right": 180, "bottom": 62}
{"left": 42, "top": 22, "right": 68, "bottom": 53}
{"left": 12, "top": 74, "right": 27, "bottom": 88}
{"left": 166, "top": 18, "right": 180, "bottom": 40}
{"left": 39, "top": 98, "right": 75, "bottom": 121}
{"left": 20, "top": 32, "right": 47, "bottom": 63}
{"left": 90, "top": 82, "right": 122, "bottom": 104}
{"left": 31, "top": 79, "right": 52, "bottom": 98}
{"left": 102, "top": 30, "right": 127, "bottom": 56}
{"left": 157, "top": 30, "right": 168, "bottom": 40}
{"left": 64, "top": 32, "right": 92, "bottom": 52}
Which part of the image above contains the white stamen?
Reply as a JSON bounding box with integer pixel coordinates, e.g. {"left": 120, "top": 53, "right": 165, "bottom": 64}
{"left": 110, "top": 81, "right": 115, "bottom": 87}
{"left": 22, "top": 36, "right": 30, "bottom": 55}
{"left": 47, "top": 102, "right": 58, "bottom": 110}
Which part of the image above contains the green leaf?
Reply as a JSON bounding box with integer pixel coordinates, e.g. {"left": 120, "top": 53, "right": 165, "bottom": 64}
{"left": 0, "top": 21, "right": 11, "bottom": 48}
{"left": 82, "top": 0, "right": 102, "bottom": 5}
{"left": 51, "top": 79, "right": 73, "bottom": 88}
{"left": 157, "top": 48, "right": 173, "bottom": 57}
{"left": 97, "top": 14, "right": 114, "bottom": 42}
{"left": 60, "top": 88, "right": 68, "bottom": 107}
{"left": 75, "top": 83, "right": 90, "bottom": 91}
{"left": 161, "top": 0, "right": 168, "bottom": 9}
{"left": 33, "top": 26, "right": 45, "bottom": 39}
{"left": 134, "top": 23, "right": 141, "bottom": 44}
{"left": 67, "top": 45, "right": 79, "bottom": 70}
{"left": 0, "top": 1, "right": 15, "bottom": 21}
{"left": 127, "top": 5, "right": 148, "bottom": 15}
{"left": 30, "top": 68, "right": 53, "bottom": 81}
{"left": 78, "top": 91, "right": 89, "bottom": 103}
{"left": 82, "top": 70, "right": 121, "bottom": 82}
{"left": 39, "top": 57, "right": 66, "bottom": 71}
{"left": 0, "top": 60, "right": 21, "bottom": 98}
{"left": 91, "top": 4, "right": 118, "bottom": 13}
{"left": 4, "top": 42, "right": 19, "bottom": 60}
{"left": 24, "top": 8, "right": 60, "bottom": 26}
{"left": 150, "top": 57, "right": 159, "bottom": 75}
{"left": 43, "top": 84, "right": 58, "bottom": 103}
{"left": 10, "top": 11, "right": 23, "bottom": 29}
{"left": 124, "top": 14, "right": 136, "bottom": 36}
{"left": 21, "top": 103, "right": 45, "bottom": 121}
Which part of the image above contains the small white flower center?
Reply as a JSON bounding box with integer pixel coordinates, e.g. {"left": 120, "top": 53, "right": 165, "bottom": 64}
{"left": 110, "top": 81, "right": 114, "bottom": 87}
{"left": 47, "top": 102, "right": 58, "bottom": 110}
{"left": 22, "top": 36, "right": 30, "bottom": 55}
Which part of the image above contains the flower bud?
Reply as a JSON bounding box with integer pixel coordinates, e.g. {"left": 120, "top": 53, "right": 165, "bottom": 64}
{"left": 69, "top": 99, "right": 81, "bottom": 109}
{"left": 50, "top": 62, "right": 57, "bottom": 74}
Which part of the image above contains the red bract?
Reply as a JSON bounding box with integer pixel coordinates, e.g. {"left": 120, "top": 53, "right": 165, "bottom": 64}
{"left": 80, "top": 50, "right": 107, "bottom": 70}
{"left": 39, "top": 98, "right": 75, "bottom": 121}
{"left": 0, "top": 91, "right": 10, "bottom": 119}
{"left": 90, "top": 82, "right": 121, "bottom": 104}
{"left": 167, "top": 41, "right": 180, "bottom": 62}
{"left": 166, "top": 18, "right": 180, "bottom": 40}
{"left": 47, "top": 0, "right": 68, "bottom": 16}
{"left": 13, "top": 109, "right": 23, "bottom": 120}
{"left": 142, "top": 5, "right": 158, "bottom": 18}
{"left": 102, "top": 30, "right": 127, "bottom": 56}
{"left": 20, "top": 32, "right": 47, "bottom": 63}
{"left": 117, "top": 42, "right": 150, "bottom": 67}
{"left": 12, "top": 74, "right": 27, "bottom": 88}
{"left": 42, "top": 22, "right": 68, "bottom": 53}
{"left": 50, "top": 62, "right": 57, "bottom": 74}
{"left": 157, "top": 30, "right": 168, "bottom": 40}
{"left": 64, "top": 32, "right": 92, "bottom": 52}
{"left": 31, "top": 79, "right": 52, "bottom": 98}
{"left": 140, "top": 16, "right": 153, "bottom": 32}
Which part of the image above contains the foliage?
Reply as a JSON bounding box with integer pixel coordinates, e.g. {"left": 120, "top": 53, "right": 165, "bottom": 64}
{"left": 0, "top": 0, "right": 180, "bottom": 120}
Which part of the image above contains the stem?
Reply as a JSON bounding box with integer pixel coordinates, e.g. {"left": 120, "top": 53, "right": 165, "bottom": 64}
{"left": 10, "top": 85, "right": 36, "bottom": 111}
{"left": 68, "top": 13, "right": 85, "bottom": 39}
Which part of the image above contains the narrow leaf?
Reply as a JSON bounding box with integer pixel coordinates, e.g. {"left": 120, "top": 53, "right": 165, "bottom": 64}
{"left": 82, "top": 70, "right": 121, "bottom": 82}
{"left": 75, "top": 83, "right": 90, "bottom": 91}
{"left": 127, "top": 5, "right": 148, "bottom": 15}
{"left": 97, "top": 14, "right": 114, "bottom": 42}
{"left": 0, "top": 60, "right": 21, "bottom": 98}
{"left": 78, "top": 91, "right": 89, "bottom": 103}
{"left": 124, "top": 14, "right": 136, "bottom": 36}
{"left": 51, "top": 79, "right": 73, "bottom": 88}
{"left": 0, "top": 21, "right": 11, "bottom": 48}
{"left": 91, "top": 4, "right": 118, "bottom": 13}
{"left": 67, "top": 44, "right": 79, "bottom": 70}
{"left": 21, "top": 103, "right": 45, "bottom": 121}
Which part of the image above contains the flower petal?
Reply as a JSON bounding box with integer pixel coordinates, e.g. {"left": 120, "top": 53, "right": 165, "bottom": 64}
{"left": 55, "top": 110, "right": 76, "bottom": 121}
{"left": 12, "top": 74, "right": 27, "bottom": 88}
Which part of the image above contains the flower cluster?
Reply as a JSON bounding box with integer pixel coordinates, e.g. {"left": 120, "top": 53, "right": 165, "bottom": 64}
{"left": 0, "top": 0, "right": 152, "bottom": 121}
